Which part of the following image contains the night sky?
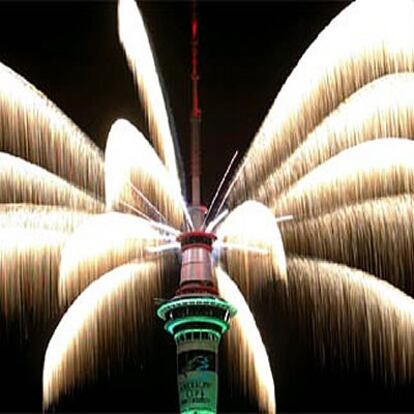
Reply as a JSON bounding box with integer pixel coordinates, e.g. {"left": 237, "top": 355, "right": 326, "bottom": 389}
{"left": 0, "top": 1, "right": 412, "bottom": 413}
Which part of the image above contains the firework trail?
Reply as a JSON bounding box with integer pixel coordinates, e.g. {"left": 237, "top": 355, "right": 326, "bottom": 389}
{"left": 0, "top": 205, "right": 90, "bottom": 232}
{"left": 0, "top": 229, "right": 67, "bottom": 325}
{"left": 43, "top": 260, "right": 172, "bottom": 410}
{"left": 118, "top": 0, "right": 180, "bottom": 186}
{"left": 284, "top": 257, "right": 414, "bottom": 384}
{"left": 0, "top": 153, "right": 104, "bottom": 213}
{"left": 253, "top": 73, "right": 414, "bottom": 204}
{"left": 58, "top": 212, "right": 167, "bottom": 306}
{"left": 216, "top": 266, "right": 275, "bottom": 414}
{"left": 216, "top": 201, "right": 287, "bottom": 301}
{"left": 280, "top": 194, "right": 414, "bottom": 295}
{"left": 272, "top": 139, "right": 414, "bottom": 218}
{"left": 0, "top": 62, "right": 104, "bottom": 198}
{"left": 230, "top": 0, "right": 414, "bottom": 204}
{"left": 105, "top": 119, "right": 186, "bottom": 230}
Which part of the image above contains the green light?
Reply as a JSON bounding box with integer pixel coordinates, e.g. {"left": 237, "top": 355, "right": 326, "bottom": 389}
{"left": 157, "top": 296, "right": 236, "bottom": 320}
{"left": 178, "top": 369, "right": 218, "bottom": 414}
{"left": 156, "top": 294, "right": 237, "bottom": 414}
{"left": 174, "top": 328, "right": 221, "bottom": 342}
{"left": 165, "top": 315, "right": 229, "bottom": 335}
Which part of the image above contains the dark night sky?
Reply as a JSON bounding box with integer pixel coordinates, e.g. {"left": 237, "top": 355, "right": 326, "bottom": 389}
{"left": 1, "top": 1, "right": 412, "bottom": 413}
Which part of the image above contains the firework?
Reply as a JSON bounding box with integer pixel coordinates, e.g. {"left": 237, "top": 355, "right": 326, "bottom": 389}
{"left": 280, "top": 194, "right": 414, "bottom": 295}
{"left": 105, "top": 119, "right": 186, "bottom": 230}
{"left": 58, "top": 212, "right": 166, "bottom": 306}
{"left": 231, "top": 0, "right": 414, "bottom": 204}
{"left": 216, "top": 201, "right": 287, "bottom": 301}
{"left": 0, "top": 205, "right": 90, "bottom": 232}
{"left": 0, "top": 62, "right": 104, "bottom": 198}
{"left": 43, "top": 261, "right": 171, "bottom": 410}
{"left": 285, "top": 257, "right": 414, "bottom": 383}
{"left": 0, "top": 229, "right": 66, "bottom": 325}
{"left": 272, "top": 139, "right": 414, "bottom": 218}
{"left": 216, "top": 267, "right": 275, "bottom": 413}
{"left": 118, "top": 0, "right": 180, "bottom": 185}
{"left": 0, "top": 153, "right": 103, "bottom": 213}
{"left": 253, "top": 73, "right": 414, "bottom": 205}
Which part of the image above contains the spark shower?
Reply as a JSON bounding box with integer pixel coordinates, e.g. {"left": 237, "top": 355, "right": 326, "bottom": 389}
{"left": 1, "top": 0, "right": 414, "bottom": 412}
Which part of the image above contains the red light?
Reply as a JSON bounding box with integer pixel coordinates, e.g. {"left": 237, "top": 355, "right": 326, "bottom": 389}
{"left": 192, "top": 18, "right": 198, "bottom": 40}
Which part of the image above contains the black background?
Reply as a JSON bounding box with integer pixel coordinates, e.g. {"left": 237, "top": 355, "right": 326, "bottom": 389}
{"left": 0, "top": 1, "right": 412, "bottom": 412}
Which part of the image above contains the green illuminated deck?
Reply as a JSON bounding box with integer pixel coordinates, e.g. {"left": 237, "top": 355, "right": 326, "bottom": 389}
{"left": 157, "top": 295, "right": 237, "bottom": 337}
{"left": 157, "top": 295, "right": 237, "bottom": 414}
{"left": 157, "top": 296, "right": 236, "bottom": 320}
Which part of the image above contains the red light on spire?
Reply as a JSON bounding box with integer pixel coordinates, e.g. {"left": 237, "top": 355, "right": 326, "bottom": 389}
{"left": 191, "top": 2, "right": 201, "bottom": 119}
{"left": 192, "top": 18, "right": 198, "bottom": 40}
{"left": 190, "top": 0, "right": 202, "bottom": 209}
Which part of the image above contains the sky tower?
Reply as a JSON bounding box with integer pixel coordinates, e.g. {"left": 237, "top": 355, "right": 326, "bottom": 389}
{"left": 157, "top": 2, "right": 236, "bottom": 413}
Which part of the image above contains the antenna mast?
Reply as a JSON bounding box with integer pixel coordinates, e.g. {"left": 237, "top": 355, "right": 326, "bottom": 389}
{"left": 190, "top": 0, "right": 201, "bottom": 208}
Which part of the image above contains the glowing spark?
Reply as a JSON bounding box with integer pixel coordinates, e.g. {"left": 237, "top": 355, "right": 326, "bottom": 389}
{"left": 119, "top": 199, "right": 157, "bottom": 223}
{"left": 118, "top": 0, "right": 179, "bottom": 185}
{"left": 0, "top": 228, "right": 67, "bottom": 324}
{"left": 0, "top": 205, "right": 90, "bottom": 233}
{"left": 128, "top": 179, "right": 168, "bottom": 224}
{"left": 0, "top": 153, "right": 104, "bottom": 213}
{"left": 273, "top": 138, "right": 414, "bottom": 218}
{"left": 286, "top": 257, "right": 414, "bottom": 383}
{"left": 253, "top": 73, "right": 414, "bottom": 204}
{"left": 59, "top": 212, "right": 163, "bottom": 306}
{"left": 215, "top": 154, "right": 249, "bottom": 218}
{"left": 145, "top": 219, "right": 181, "bottom": 237}
{"left": 217, "top": 201, "right": 287, "bottom": 300}
{"left": 205, "top": 208, "right": 229, "bottom": 233}
{"left": 275, "top": 214, "right": 293, "bottom": 223}
{"left": 118, "top": 200, "right": 181, "bottom": 236}
{"left": 43, "top": 261, "right": 170, "bottom": 410}
{"left": 204, "top": 150, "right": 238, "bottom": 225}
{"left": 105, "top": 119, "right": 186, "bottom": 230}
{"left": 230, "top": 0, "right": 414, "bottom": 204}
{"left": 280, "top": 194, "right": 414, "bottom": 295}
{"left": 0, "top": 61, "right": 104, "bottom": 197}
{"left": 216, "top": 266, "right": 275, "bottom": 414}
{"left": 214, "top": 240, "right": 268, "bottom": 256}
{"left": 146, "top": 242, "right": 180, "bottom": 254}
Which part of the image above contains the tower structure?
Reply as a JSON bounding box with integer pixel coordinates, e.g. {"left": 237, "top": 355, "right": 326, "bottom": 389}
{"left": 157, "top": 232, "right": 236, "bottom": 414}
{"left": 157, "top": 2, "right": 236, "bottom": 413}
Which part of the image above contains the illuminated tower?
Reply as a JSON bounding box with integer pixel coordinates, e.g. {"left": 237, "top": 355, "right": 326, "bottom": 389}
{"left": 157, "top": 2, "right": 236, "bottom": 413}
{"left": 157, "top": 232, "right": 236, "bottom": 414}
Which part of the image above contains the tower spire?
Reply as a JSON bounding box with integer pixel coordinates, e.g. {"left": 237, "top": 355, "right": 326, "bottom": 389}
{"left": 190, "top": 0, "right": 202, "bottom": 209}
